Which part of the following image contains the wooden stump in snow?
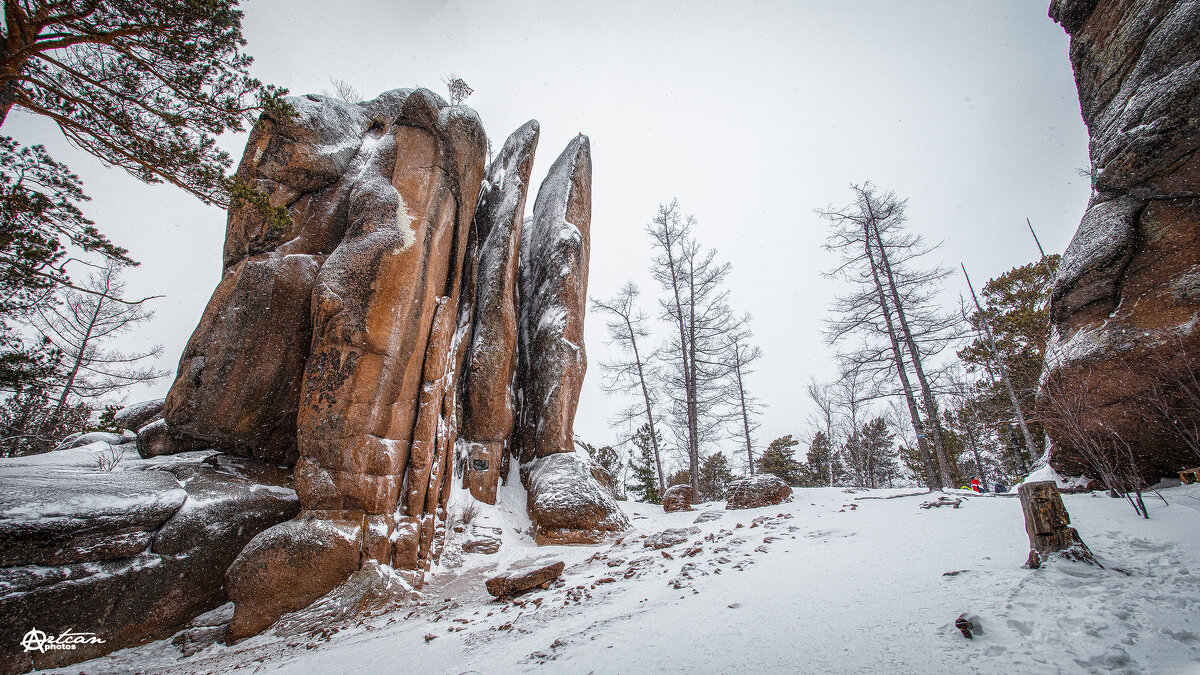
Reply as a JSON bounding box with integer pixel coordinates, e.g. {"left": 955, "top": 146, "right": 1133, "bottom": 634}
{"left": 1017, "top": 481, "right": 1097, "bottom": 568}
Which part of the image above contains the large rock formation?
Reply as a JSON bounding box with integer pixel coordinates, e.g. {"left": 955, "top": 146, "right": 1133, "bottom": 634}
{"left": 459, "top": 120, "right": 540, "bottom": 504}
{"left": 146, "top": 90, "right": 626, "bottom": 642}
{"left": 1042, "top": 0, "right": 1200, "bottom": 483}
{"left": 0, "top": 447, "right": 298, "bottom": 674}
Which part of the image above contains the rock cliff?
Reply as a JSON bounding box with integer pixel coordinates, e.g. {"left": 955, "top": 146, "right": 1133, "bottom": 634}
{"left": 1042, "top": 0, "right": 1200, "bottom": 483}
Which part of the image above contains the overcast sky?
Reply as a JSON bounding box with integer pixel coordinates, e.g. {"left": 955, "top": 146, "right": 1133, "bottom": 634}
{"left": 7, "top": 0, "right": 1091, "bottom": 470}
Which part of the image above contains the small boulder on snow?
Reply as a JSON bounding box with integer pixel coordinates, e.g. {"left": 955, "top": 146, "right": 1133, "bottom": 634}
{"left": 662, "top": 484, "right": 695, "bottom": 512}
{"left": 725, "top": 475, "right": 793, "bottom": 510}
{"left": 51, "top": 431, "right": 127, "bottom": 451}
{"left": 485, "top": 560, "right": 565, "bottom": 598}
{"left": 643, "top": 527, "right": 700, "bottom": 550}
{"left": 523, "top": 452, "right": 630, "bottom": 545}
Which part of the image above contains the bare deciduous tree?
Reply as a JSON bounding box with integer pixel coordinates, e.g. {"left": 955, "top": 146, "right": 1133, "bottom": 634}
{"left": 725, "top": 323, "right": 763, "bottom": 474}
{"left": 591, "top": 282, "right": 666, "bottom": 497}
{"left": 819, "top": 183, "right": 957, "bottom": 488}
{"left": 34, "top": 261, "right": 167, "bottom": 427}
{"left": 648, "top": 200, "right": 738, "bottom": 496}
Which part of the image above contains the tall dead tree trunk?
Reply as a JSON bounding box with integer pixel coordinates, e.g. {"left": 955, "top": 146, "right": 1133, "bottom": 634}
{"left": 865, "top": 199, "right": 954, "bottom": 489}
{"left": 962, "top": 264, "right": 1039, "bottom": 465}
{"left": 862, "top": 222, "right": 942, "bottom": 488}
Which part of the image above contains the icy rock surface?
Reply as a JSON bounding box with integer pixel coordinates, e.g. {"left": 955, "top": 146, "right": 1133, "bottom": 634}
{"left": 0, "top": 448, "right": 297, "bottom": 673}
{"left": 1042, "top": 0, "right": 1200, "bottom": 482}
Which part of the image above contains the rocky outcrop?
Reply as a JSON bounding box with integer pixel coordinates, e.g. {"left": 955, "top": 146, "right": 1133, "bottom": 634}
{"left": 662, "top": 485, "right": 695, "bottom": 512}
{"left": 459, "top": 120, "right": 540, "bottom": 504}
{"left": 148, "top": 90, "right": 624, "bottom": 640}
{"left": 0, "top": 447, "right": 298, "bottom": 674}
{"left": 163, "top": 93, "right": 379, "bottom": 466}
{"left": 725, "top": 475, "right": 793, "bottom": 510}
{"left": 1042, "top": 0, "right": 1200, "bottom": 483}
{"left": 222, "top": 88, "right": 488, "bottom": 636}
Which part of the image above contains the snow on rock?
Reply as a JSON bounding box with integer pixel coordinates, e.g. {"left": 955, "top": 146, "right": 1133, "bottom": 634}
{"left": 485, "top": 559, "right": 564, "bottom": 597}
{"left": 0, "top": 465, "right": 185, "bottom": 567}
{"left": 725, "top": 474, "right": 794, "bottom": 510}
{"left": 1042, "top": 0, "right": 1200, "bottom": 484}
{"left": 513, "top": 135, "right": 592, "bottom": 464}
{"left": 111, "top": 398, "right": 164, "bottom": 432}
{"left": 0, "top": 448, "right": 297, "bottom": 674}
{"left": 662, "top": 484, "right": 695, "bottom": 513}
{"left": 459, "top": 119, "right": 540, "bottom": 504}
{"left": 50, "top": 431, "right": 126, "bottom": 452}
{"left": 523, "top": 452, "right": 629, "bottom": 545}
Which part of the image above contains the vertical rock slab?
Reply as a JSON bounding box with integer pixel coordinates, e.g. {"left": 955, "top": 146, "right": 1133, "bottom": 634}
{"left": 512, "top": 135, "right": 629, "bottom": 543}
{"left": 514, "top": 135, "right": 592, "bottom": 463}
{"left": 459, "top": 120, "right": 540, "bottom": 504}
{"left": 1041, "top": 0, "right": 1200, "bottom": 482}
{"left": 293, "top": 89, "right": 486, "bottom": 516}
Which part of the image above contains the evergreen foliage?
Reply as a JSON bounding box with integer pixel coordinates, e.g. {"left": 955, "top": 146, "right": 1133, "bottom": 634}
{"left": 757, "top": 434, "right": 803, "bottom": 484}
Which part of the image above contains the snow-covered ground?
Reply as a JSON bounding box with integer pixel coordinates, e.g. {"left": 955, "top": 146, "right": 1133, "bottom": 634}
{"left": 57, "top": 484, "right": 1200, "bottom": 674}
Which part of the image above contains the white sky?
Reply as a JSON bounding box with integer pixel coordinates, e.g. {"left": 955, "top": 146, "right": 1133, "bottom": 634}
{"left": 6, "top": 0, "right": 1091, "bottom": 470}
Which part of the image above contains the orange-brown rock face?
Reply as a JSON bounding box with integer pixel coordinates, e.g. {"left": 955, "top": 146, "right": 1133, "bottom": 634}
{"left": 166, "top": 89, "right": 624, "bottom": 640}
{"left": 514, "top": 135, "right": 592, "bottom": 463}
{"left": 164, "top": 95, "right": 377, "bottom": 465}
{"left": 221, "top": 89, "right": 487, "bottom": 637}
{"left": 1042, "top": 0, "right": 1200, "bottom": 483}
{"left": 459, "top": 120, "right": 540, "bottom": 503}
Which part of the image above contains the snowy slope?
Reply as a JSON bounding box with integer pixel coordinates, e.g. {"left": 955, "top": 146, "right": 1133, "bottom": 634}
{"left": 55, "top": 484, "right": 1200, "bottom": 674}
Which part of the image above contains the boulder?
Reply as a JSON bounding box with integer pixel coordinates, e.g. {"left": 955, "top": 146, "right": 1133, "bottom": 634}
{"left": 225, "top": 512, "right": 362, "bottom": 641}
{"left": 725, "top": 475, "right": 794, "bottom": 510}
{"left": 50, "top": 431, "right": 126, "bottom": 451}
{"left": 644, "top": 527, "right": 700, "bottom": 550}
{"left": 0, "top": 451, "right": 297, "bottom": 674}
{"left": 135, "top": 418, "right": 203, "bottom": 459}
{"left": 485, "top": 560, "right": 564, "bottom": 598}
{"left": 112, "top": 398, "right": 164, "bottom": 432}
{"left": 459, "top": 120, "right": 540, "bottom": 504}
{"left": 163, "top": 253, "right": 319, "bottom": 465}
{"left": 523, "top": 453, "right": 629, "bottom": 545}
{"left": 1041, "top": 0, "right": 1200, "bottom": 483}
{"left": 662, "top": 485, "right": 695, "bottom": 512}
{"left": 513, "top": 135, "right": 592, "bottom": 463}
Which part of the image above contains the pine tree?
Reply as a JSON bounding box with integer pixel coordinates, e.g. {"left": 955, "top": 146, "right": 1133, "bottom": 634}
{"left": 800, "top": 431, "right": 834, "bottom": 487}
{"left": 757, "top": 435, "right": 802, "bottom": 484}
{"left": 628, "top": 423, "right": 661, "bottom": 503}
{"left": 696, "top": 451, "right": 736, "bottom": 502}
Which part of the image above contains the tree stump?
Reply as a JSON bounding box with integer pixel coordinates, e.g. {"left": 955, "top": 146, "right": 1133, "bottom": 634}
{"left": 1017, "top": 481, "right": 1097, "bottom": 568}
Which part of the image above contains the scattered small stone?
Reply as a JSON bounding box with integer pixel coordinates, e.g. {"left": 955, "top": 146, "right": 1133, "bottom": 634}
{"left": 424, "top": 633, "right": 437, "bottom": 642}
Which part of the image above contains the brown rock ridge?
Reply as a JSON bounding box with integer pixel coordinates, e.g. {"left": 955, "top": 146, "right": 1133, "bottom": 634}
{"left": 1041, "top": 0, "right": 1200, "bottom": 483}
